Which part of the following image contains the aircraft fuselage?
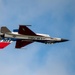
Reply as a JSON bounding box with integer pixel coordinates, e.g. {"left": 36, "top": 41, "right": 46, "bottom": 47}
{"left": 0, "top": 25, "right": 69, "bottom": 49}
{"left": 2, "top": 32, "right": 68, "bottom": 44}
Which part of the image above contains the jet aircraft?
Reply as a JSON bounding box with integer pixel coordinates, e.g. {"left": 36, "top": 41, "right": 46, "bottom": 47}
{"left": 0, "top": 25, "right": 69, "bottom": 49}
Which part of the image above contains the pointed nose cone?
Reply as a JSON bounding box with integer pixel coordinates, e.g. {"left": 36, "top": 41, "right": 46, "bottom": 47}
{"left": 61, "top": 39, "right": 69, "bottom": 42}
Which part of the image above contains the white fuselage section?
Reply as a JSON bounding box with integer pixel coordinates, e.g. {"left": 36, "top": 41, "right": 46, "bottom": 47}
{"left": 0, "top": 31, "right": 68, "bottom": 44}
{"left": 4, "top": 32, "right": 52, "bottom": 40}
{"left": 3, "top": 32, "right": 62, "bottom": 44}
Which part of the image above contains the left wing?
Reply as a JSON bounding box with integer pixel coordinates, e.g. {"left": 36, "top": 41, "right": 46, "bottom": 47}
{"left": 18, "top": 25, "right": 36, "bottom": 35}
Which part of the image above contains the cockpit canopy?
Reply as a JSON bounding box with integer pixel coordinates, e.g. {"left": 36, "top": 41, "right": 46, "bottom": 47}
{"left": 36, "top": 33, "right": 50, "bottom": 37}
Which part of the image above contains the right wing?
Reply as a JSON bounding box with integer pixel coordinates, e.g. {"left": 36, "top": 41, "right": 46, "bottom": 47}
{"left": 15, "top": 40, "right": 32, "bottom": 48}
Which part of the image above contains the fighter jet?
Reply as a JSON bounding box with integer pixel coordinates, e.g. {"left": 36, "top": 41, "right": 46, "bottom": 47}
{"left": 0, "top": 25, "right": 69, "bottom": 49}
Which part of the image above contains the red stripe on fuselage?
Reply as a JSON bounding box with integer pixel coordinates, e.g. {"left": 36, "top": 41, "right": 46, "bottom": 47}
{"left": 0, "top": 42, "right": 10, "bottom": 49}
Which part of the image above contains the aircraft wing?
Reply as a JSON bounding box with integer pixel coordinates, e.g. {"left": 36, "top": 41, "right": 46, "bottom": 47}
{"left": 18, "top": 25, "right": 36, "bottom": 35}
{"left": 15, "top": 25, "right": 36, "bottom": 48}
{"left": 15, "top": 40, "right": 32, "bottom": 48}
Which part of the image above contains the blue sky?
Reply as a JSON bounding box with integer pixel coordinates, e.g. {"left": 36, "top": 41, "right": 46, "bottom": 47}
{"left": 0, "top": 0, "right": 75, "bottom": 75}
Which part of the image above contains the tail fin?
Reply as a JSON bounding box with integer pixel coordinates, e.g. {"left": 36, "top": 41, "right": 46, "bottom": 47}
{"left": 1, "top": 27, "right": 11, "bottom": 33}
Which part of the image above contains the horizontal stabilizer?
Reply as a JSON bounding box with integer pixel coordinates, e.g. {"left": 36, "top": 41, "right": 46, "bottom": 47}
{"left": 1, "top": 27, "right": 11, "bottom": 33}
{"left": 0, "top": 41, "right": 12, "bottom": 49}
{"left": 18, "top": 25, "right": 36, "bottom": 35}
